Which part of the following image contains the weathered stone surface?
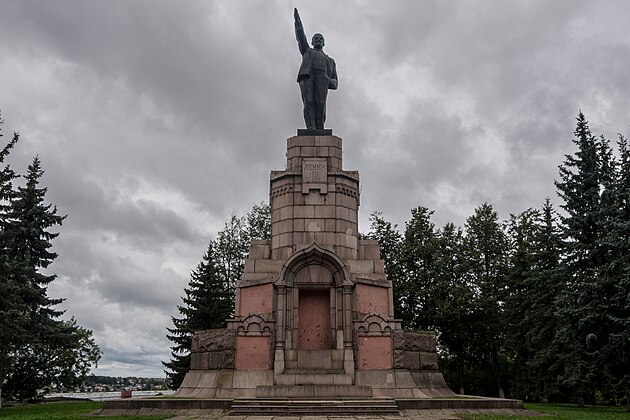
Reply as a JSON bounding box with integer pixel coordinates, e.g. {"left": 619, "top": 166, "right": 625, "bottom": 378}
{"left": 191, "top": 329, "right": 235, "bottom": 353}
{"left": 392, "top": 330, "right": 436, "bottom": 352}
{"left": 419, "top": 351, "right": 439, "bottom": 370}
{"left": 190, "top": 352, "right": 207, "bottom": 370}
{"left": 222, "top": 350, "right": 235, "bottom": 369}
{"left": 208, "top": 352, "right": 222, "bottom": 370}
{"left": 393, "top": 350, "right": 405, "bottom": 369}
{"left": 392, "top": 349, "right": 420, "bottom": 370}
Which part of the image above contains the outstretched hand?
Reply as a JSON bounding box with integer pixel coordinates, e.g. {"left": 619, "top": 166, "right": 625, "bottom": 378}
{"left": 294, "top": 8, "right": 301, "bottom": 24}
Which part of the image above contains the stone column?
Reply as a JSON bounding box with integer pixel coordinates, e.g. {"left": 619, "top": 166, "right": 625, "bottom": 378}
{"left": 343, "top": 285, "right": 355, "bottom": 380}
{"left": 274, "top": 285, "right": 286, "bottom": 377}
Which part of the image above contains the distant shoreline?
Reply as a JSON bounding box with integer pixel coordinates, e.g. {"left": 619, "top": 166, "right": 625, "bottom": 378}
{"left": 46, "top": 390, "right": 175, "bottom": 401}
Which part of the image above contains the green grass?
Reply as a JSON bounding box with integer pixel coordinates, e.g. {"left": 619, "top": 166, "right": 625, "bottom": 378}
{"left": 459, "top": 402, "right": 630, "bottom": 419}
{"left": 0, "top": 400, "right": 172, "bottom": 420}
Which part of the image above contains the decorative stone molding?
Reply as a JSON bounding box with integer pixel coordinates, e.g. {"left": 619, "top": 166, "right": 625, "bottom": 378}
{"left": 335, "top": 185, "right": 359, "bottom": 199}
{"left": 232, "top": 314, "right": 275, "bottom": 337}
{"left": 355, "top": 313, "right": 399, "bottom": 336}
{"left": 271, "top": 185, "right": 293, "bottom": 198}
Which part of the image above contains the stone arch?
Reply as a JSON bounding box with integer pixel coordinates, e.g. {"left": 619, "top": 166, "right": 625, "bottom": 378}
{"left": 276, "top": 243, "right": 353, "bottom": 287}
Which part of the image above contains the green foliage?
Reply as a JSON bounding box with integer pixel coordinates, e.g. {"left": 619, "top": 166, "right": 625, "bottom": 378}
{"left": 366, "top": 112, "right": 630, "bottom": 405}
{"left": 163, "top": 202, "right": 271, "bottom": 389}
{"left": 0, "top": 120, "right": 100, "bottom": 406}
{"left": 163, "top": 241, "right": 231, "bottom": 388}
{"left": 553, "top": 113, "right": 622, "bottom": 404}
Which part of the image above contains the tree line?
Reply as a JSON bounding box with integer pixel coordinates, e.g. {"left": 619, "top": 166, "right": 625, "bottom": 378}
{"left": 163, "top": 112, "right": 628, "bottom": 408}
{"left": 366, "top": 112, "right": 629, "bottom": 407}
{"left": 0, "top": 113, "right": 101, "bottom": 406}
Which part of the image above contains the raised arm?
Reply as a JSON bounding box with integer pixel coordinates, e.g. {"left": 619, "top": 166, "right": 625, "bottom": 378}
{"left": 294, "top": 8, "right": 309, "bottom": 55}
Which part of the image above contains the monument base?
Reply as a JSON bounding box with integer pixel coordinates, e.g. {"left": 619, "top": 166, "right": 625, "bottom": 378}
{"left": 297, "top": 128, "right": 333, "bottom": 136}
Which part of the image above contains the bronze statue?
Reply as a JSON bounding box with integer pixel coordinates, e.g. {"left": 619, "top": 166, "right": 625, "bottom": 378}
{"left": 294, "top": 8, "right": 337, "bottom": 130}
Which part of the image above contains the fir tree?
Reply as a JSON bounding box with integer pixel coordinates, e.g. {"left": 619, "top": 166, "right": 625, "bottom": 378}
{"left": 1, "top": 156, "right": 100, "bottom": 403}
{"left": 163, "top": 203, "right": 271, "bottom": 389}
{"left": 527, "top": 199, "right": 564, "bottom": 402}
{"left": 399, "top": 206, "right": 438, "bottom": 330}
{"left": 432, "top": 222, "right": 474, "bottom": 395}
{"left": 463, "top": 203, "right": 510, "bottom": 398}
{"left": 0, "top": 117, "right": 20, "bottom": 406}
{"left": 600, "top": 134, "right": 630, "bottom": 409}
{"left": 163, "top": 242, "right": 231, "bottom": 389}
{"left": 553, "top": 112, "right": 615, "bottom": 405}
{"left": 505, "top": 207, "right": 541, "bottom": 400}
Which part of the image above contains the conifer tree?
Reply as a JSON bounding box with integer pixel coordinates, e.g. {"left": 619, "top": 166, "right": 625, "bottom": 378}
{"left": 399, "top": 207, "right": 438, "bottom": 330}
{"left": 2, "top": 156, "right": 100, "bottom": 402}
{"left": 463, "top": 203, "right": 509, "bottom": 398}
{"left": 163, "top": 242, "right": 231, "bottom": 389}
{"left": 163, "top": 203, "right": 271, "bottom": 389}
{"left": 600, "top": 134, "right": 630, "bottom": 409}
{"left": 432, "top": 222, "right": 473, "bottom": 395}
{"left": 527, "top": 199, "right": 564, "bottom": 401}
{"left": 553, "top": 112, "right": 615, "bottom": 405}
{"left": 0, "top": 118, "right": 20, "bottom": 407}
{"left": 505, "top": 207, "right": 541, "bottom": 400}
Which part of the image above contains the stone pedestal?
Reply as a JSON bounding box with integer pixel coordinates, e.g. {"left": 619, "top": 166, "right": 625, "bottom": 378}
{"left": 175, "top": 133, "right": 454, "bottom": 400}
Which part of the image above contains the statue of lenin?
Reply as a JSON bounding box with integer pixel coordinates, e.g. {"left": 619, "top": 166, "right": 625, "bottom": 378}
{"left": 294, "top": 8, "right": 338, "bottom": 130}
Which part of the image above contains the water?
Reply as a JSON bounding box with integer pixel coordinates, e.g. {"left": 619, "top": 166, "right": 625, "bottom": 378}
{"left": 46, "top": 390, "right": 175, "bottom": 401}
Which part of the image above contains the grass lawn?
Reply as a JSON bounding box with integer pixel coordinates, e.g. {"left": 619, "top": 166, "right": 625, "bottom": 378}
{"left": 460, "top": 402, "right": 630, "bottom": 419}
{"left": 0, "top": 400, "right": 172, "bottom": 420}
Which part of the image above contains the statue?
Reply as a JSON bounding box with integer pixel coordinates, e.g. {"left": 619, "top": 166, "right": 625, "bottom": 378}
{"left": 294, "top": 8, "right": 337, "bottom": 130}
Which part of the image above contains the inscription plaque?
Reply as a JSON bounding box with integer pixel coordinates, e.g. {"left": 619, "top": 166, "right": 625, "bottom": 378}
{"left": 302, "top": 158, "right": 327, "bottom": 183}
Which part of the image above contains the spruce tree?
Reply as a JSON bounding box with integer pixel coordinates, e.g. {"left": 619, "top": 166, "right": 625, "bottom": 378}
{"left": 432, "top": 222, "right": 474, "bottom": 395}
{"left": 505, "top": 207, "right": 541, "bottom": 400}
{"left": 2, "top": 156, "right": 100, "bottom": 402}
{"left": 600, "top": 135, "right": 630, "bottom": 409}
{"left": 463, "top": 203, "right": 509, "bottom": 398}
{"left": 0, "top": 119, "right": 20, "bottom": 407}
{"left": 163, "top": 242, "right": 231, "bottom": 389}
{"left": 553, "top": 112, "right": 615, "bottom": 405}
{"left": 399, "top": 206, "right": 438, "bottom": 330}
{"left": 163, "top": 203, "right": 271, "bottom": 389}
{"left": 527, "top": 199, "right": 564, "bottom": 402}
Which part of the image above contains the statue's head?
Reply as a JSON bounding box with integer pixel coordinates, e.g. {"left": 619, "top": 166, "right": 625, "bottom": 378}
{"left": 311, "top": 33, "right": 325, "bottom": 50}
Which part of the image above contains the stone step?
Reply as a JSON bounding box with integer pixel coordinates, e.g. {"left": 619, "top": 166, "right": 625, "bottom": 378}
{"left": 284, "top": 368, "right": 345, "bottom": 374}
{"left": 231, "top": 398, "right": 399, "bottom": 415}
{"left": 276, "top": 371, "right": 352, "bottom": 385}
{"left": 256, "top": 385, "right": 372, "bottom": 398}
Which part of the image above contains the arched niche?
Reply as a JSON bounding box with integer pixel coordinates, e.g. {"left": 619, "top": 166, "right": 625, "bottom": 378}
{"left": 273, "top": 243, "right": 355, "bottom": 352}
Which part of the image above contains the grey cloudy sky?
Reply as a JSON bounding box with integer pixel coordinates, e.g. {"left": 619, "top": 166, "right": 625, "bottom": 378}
{"left": 1, "top": 0, "right": 629, "bottom": 377}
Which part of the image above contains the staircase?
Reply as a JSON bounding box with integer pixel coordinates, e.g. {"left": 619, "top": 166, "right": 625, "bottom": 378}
{"left": 230, "top": 397, "right": 400, "bottom": 415}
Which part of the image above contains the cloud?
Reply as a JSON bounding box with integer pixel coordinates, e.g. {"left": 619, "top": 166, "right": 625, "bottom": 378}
{"left": 3, "top": 0, "right": 630, "bottom": 377}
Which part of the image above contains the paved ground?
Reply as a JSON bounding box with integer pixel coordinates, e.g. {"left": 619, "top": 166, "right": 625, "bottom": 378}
{"left": 95, "top": 408, "right": 545, "bottom": 419}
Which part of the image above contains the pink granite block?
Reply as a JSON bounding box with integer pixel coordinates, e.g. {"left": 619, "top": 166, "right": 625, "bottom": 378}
{"left": 235, "top": 336, "right": 271, "bottom": 369}
{"left": 356, "top": 283, "right": 390, "bottom": 316}
{"left": 357, "top": 336, "right": 392, "bottom": 370}
{"left": 239, "top": 283, "right": 273, "bottom": 315}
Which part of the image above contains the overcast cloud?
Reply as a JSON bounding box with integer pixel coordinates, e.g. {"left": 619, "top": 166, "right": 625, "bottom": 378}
{"left": 1, "top": 0, "right": 629, "bottom": 377}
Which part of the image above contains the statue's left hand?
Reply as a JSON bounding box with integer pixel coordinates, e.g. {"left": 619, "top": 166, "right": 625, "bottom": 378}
{"left": 294, "top": 8, "right": 301, "bottom": 24}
